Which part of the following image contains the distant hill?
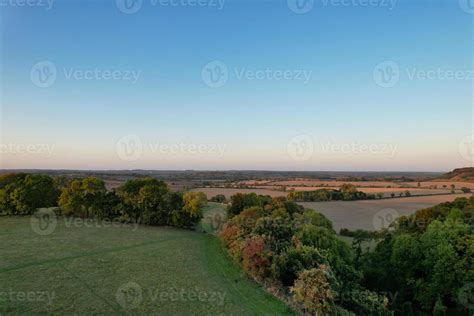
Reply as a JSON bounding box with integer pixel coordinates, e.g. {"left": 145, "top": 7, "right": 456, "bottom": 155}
{"left": 439, "top": 167, "right": 474, "bottom": 181}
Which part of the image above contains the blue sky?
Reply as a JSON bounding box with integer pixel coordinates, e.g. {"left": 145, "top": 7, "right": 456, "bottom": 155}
{"left": 0, "top": 0, "right": 472, "bottom": 171}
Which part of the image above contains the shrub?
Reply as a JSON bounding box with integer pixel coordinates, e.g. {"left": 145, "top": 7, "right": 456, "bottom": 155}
{"left": 242, "top": 235, "right": 272, "bottom": 279}
{"left": 290, "top": 265, "right": 336, "bottom": 315}
{"left": 271, "top": 246, "right": 326, "bottom": 286}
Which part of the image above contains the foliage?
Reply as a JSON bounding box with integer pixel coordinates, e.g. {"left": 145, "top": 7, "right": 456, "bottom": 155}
{"left": 210, "top": 194, "right": 227, "bottom": 203}
{"left": 59, "top": 177, "right": 107, "bottom": 217}
{"left": 287, "top": 185, "right": 367, "bottom": 202}
{"left": 290, "top": 265, "right": 336, "bottom": 315}
{"left": 361, "top": 197, "right": 474, "bottom": 314}
{"left": 227, "top": 193, "right": 270, "bottom": 217}
{"left": 0, "top": 173, "right": 59, "bottom": 215}
{"left": 219, "top": 193, "right": 385, "bottom": 314}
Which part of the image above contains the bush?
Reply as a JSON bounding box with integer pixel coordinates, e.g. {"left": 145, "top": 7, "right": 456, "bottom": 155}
{"left": 242, "top": 235, "right": 272, "bottom": 279}
{"left": 271, "top": 246, "right": 326, "bottom": 286}
{"left": 290, "top": 265, "right": 336, "bottom": 315}
{"left": 0, "top": 173, "right": 59, "bottom": 215}
{"left": 210, "top": 194, "right": 227, "bottom": 203}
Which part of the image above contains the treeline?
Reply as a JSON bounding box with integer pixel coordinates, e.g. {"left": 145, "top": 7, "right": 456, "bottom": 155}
{"left": 359, "top": 197, "right": 474, "bottom": 314}
{"left": 287, "top": 184, "right": 369, "bottom": 202}
{"left": 0, "top": 173, "right": 207, "bottom": 228}
{"left": 220, "top": 193, "right": 389, "bottom": 315}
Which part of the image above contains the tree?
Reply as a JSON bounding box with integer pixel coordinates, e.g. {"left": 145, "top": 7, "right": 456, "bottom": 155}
{"left": 10, "top": 174, "right": 59, "bottom": 215}
{"left": 227, "top": 193, "right": 263, "bottom": 217}
{"left": 58, "top": 177, "right": 106, "bottom": 217}
{"left": 461, "top": 187, "right": 471, "bottom": 193}
{"left": 210, "top": 194, "right": 226, "bottom": 203}
{"left": 291, "top": 265, "right": 335, "bottom": 315}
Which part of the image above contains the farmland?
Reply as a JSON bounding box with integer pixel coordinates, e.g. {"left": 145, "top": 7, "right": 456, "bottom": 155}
{"left": 298, "top": 193, "right": 472, "bottom": 231}
{"left": 0, "top": 207, "right": 293, "bottom": 315}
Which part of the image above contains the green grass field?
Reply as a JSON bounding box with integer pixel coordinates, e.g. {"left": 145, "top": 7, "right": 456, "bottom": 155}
{"left": 0, "top": 205, "right": 294, "bottom": 315}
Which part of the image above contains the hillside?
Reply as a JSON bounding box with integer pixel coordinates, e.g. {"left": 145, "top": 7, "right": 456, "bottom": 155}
{"left": 439, "top": 167, "right": 474, "bottom": 182}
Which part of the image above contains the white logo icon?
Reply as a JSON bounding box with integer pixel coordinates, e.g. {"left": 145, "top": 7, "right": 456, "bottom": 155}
{"left": 373, "top": 208, "right": 399, "bottom": 230}
{"left": 30, "top": 209, "right": 57, "bottom": 236}
{"left": 116, "top": 0, "right": 142, "bottom": 14}
{"left": 287, "top": 0, "right": 314, "bottom": 14}
{"left": 287, "top": 135, "right": 314, "bottom": 161}
{"left": 116, "top": 135, "right": 143, "bottom": 161}
{"left": 458, "top": 135, "right": 474, "bottom": 162}
{"left": 459, "top": 0, "right": 474, "bottom": 14}
{"left": 202, "top": 61, "right": 228, "bottom": 88}
{"left": 373, "top": 61, "right": 400, "bottom": 88}
{"left": 30, "top": 61, "right": 57, "bottom": 88}
{"left": 116, "top": 282, "right": 143, "bottom": 309}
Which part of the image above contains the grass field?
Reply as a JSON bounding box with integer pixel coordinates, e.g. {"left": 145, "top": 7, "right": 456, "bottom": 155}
{"left": 0, "top": 211, "right": 294, "bottom": 315}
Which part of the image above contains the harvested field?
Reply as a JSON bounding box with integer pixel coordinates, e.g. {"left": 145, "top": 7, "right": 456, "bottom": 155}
{"left": 298, "top": 193, "right": 471, "bottom": 232}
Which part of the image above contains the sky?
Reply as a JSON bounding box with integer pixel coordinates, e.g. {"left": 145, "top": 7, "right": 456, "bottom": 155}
{"left": 0, "top": 0, "right": 472, "bottom": 171}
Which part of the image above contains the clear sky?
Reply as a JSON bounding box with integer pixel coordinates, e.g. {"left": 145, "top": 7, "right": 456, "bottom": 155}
{"left": 0, "top": 0, "right": 472, "bottom": 171}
